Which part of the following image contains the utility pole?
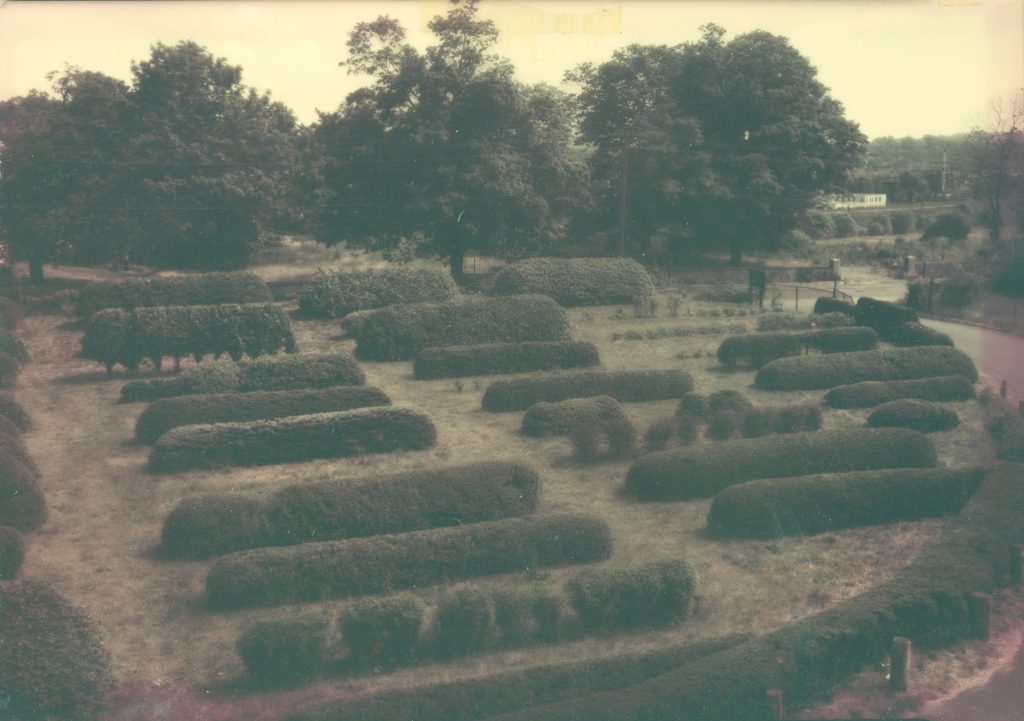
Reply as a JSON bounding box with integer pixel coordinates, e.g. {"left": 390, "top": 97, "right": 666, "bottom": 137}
{"left": 618, "top": 146, "right": 630, "bottom": 258}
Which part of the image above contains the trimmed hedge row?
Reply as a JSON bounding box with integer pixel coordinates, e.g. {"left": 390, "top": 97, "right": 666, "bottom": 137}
{"left": 492, "top": 258, "right": 657, "bottom": 307}
{"left": 149, "top": 405, "right": 437, "bottom": 473}
{"left": 0, "top": 453, "right": 45, "bottom": 532}
{"left": 755, "top": 346, "right": 978, "bottom": 391}
{"left": 854, "top": 296, "right": 919, "bottom": 337}
{"left": 344, "top": 295, "right": 572, "bottom": 361}
{"left": 521, "top": 396, "right": 628, "bottom": 437}
{"left": 707, "top": 467, "right": 985, "bottom": 538}
{"left": 717, "top": 327, "right": 878, "bottom": 368}
{"left": 82, "top": 303, "right": 296, "bottom": 372}
{"left": 984, "top": 399, "right": 1024, "bottom": 462}
{"left": 567, "top": 558, "right": 697, "bottom": 632}
{"left": 623, "top": 428, "right": 937, "bottom": 501}
{"left": 726, "top": 404, "right": 822, "bottom": 440}
{"left": 237, "top": 616, "right": 330, "bottom": 686}
{"left": 892, "top": 321, "right": 955, "bottom": 347}
{"left": 483, "top": 369, "right": 694, "bottom": 412}
{"left": 136, "top": 385, "right": 390, "bottom": 444}
{"left": 824, "top": 375, "right": 976, "bottom": 408}
{"left": 0, "top": 330, "right": 29, "bottom": 363}
{"left": 867, "top": 399, "right": 960, "bottom": 432}
{"left": 75, "top": 271, "right": 271, "bottom": 317}
{"left": 298, "top": 265, "right": 460, "bottom": 318}
{"left": 414, "top": 341, "right": 599, "bottom": 380}
{"left": 0, "top": 525, "right": 24, "bottom": 579}
{"left": 206, "top": 514, "right": 613, "bottom": 610}
{"left": 119, "top": 353, "right": 364, "bottom": 402}
{"left": 813, "top": 296, "right": 856, "bottom": 316}
{"left": 0, "top": 394, "right": 30, "bottom": 431}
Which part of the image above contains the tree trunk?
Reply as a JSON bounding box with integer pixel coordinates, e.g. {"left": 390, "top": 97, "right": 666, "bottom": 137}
{"left": 449, "top": 246, "right": 466, "bottom": 281}
{"left": 28, "top": 257, "right": 44, "bottom": 285}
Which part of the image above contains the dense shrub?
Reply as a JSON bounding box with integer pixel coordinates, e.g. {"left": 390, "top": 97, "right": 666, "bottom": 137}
{"left": 740, "top": 405, "right": 822, "bottom": 438}
{"left": 0, "top": 329, "right": 29, "bottom": 362}
{"left": 807, "top": 326, "right": 880, "bottom": 353}
{"left": 799, "top": 210, "right": 837, "bottom": 240}
{"left": 813, "top": 297, "right": 856, "bottom": 316}
{"left": 298, "top": 265, "right": 460, "bottom": 318}
{"left": 433, "top": 586, "right": 498, "bottom": 659}
{"left": 708, "top": 467, "right": 983, "bottom": 539}
{"left": 0, "top": 525, "right": 24, "bottom": 579}
{"left": 136, "top": 385, "right": 390, "bottom": 443}
{"left": 891, "top": 209, "right": 915, "bottom": 234}
{"left": 567, "top": 558, "right": 697, "bottom": 632}
{"left": 237, "top": 616, "right": 329, "bottom": 686}
{"left": 571, "top": 416, "right": 640, "bottom": 462}
{"left": 824, "top": 375, "right": 976, "bottom": 408}
{"left": 0, "top": 452, "right": 46, "bottom": 531}
{"left": 892, "top": 321, "right": 954, "bottom": 347}
{"left": 644, "top": 416, "right": 701, "bottom": 451}
{"left": 493, "top": 586, "right": 566, "bottom": 647}
{"left": 414, "top": 341, "right": 599, "bottom": 379}
{"left": 867, "top": 399, "right": 960, "bottom": 432}
{"left": 0, "top": 351, "right": 19, "bottom": 386}
{"left": 0, "top": 296, "right": 24, "bottom": 329}
{"left": 207, "top": 515, "right": 613, "bottom": 611}
{"left": 718, "top": 327, "right": 877, "bottom": 368}
{"left": 149, "top": 405, "right": 437, "bottom": 473}
{"left": 993, "top": 254, "right": 1024, "bottom": 297}
{"left": 937, "top": 272, "right": 982, "bottom": 310}
{"left": 346, "top": 295, "right": 572, "bottom": 361}
{"left": 483, "top": 369, "right": 694, "bottom": 412}
{"left": 623, "top": 428, "right": 936, "bottom": 501}
{"left": 338, "top": 593, "right": 427, "bottom": 669}
{"left": 0, "top": 581, "right": 111, "bottom": 721}
{"left": 492, "top": 258, "right": 657, "bottom": 306}
{"left": 853, "top": 297, "right": 919, "bottom": 337}
{"left": 866, "top": 214, "right": 892, "bottom": 236}
{"left": 986, "top": 402, "right": 1024, "bottom": 461}
{"left": 160, "top": 495, "right": 273, "bottom": 559}
{"left": 755, "top": 346, "right": 978, "bottom": 391}
{"left": 922, "top": 212, "right": 971, "bottom": 241}
{"left": 75, "top": 271, "right": 271, "bottom": 317}
{"left": 521, "top": 396, "right": 627, "bottom": 437}
{"left": 676, "top": 392, "right": 710, "bottom": 419}
{"left": 831, "top": 212, "right": 863, "bottom": 237}
{"left": 120, "top": 359, "right": 242, "bottom": 402}
{"left": 82, "top": 303, "right": 296, "bottom": 373}
{"left": 705, "top": 410, "right": 745, "bottom": 441}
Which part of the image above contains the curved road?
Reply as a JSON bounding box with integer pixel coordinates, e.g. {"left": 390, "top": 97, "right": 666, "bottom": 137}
{"left": 920, "top": 318, "right": 1024, "bottom": 399}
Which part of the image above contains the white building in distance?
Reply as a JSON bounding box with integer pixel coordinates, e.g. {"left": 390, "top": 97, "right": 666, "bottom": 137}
{"left": 827, "top": 193, "right": 887, "bottom": 209}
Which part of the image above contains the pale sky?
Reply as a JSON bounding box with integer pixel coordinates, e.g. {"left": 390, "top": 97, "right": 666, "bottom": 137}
{"left": 1, "top": 0, "right": 1022, "bottom": 139}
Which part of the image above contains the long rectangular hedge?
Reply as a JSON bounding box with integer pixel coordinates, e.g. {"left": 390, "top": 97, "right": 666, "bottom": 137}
{"left": 135, "top": 385, "right": 391, "bottom": 444}
{"left": 298, "top": 265, "right": 460, "bottom": 318}
{"left": 823, "top": 375, "right": 976, "bottom": 408}
{"left": 413, "top": 341, "right": 599, "bottom": 380}
{"left": 483, "top": 369, "right": 694, "bottom": 412}
{"left": 205, "top": 514, "right": 613, "bottom": 610}
{"left": 148, "top": 405, "right": 437, "bottom": 473}
{"left": 82, "top": 303, "right": 296, "bottom": 373}
{"left": 486, "top": 465, "right": 1024, "bottom": 721}
{"left": 623, "top": 428, "right": 937, "bottom": 500}
{"left": 74, "top": 271, "right": 272, "bottom": 317}
{"left": 160, "top": 461, "right": 542, "bottom": 559}
{"left": 716, "top": 327, "right": 878, "bottom": 368}
{"left": 491, "top": 258, "right": 657, "bottom": 307}
{"left": 707, "top": 467, "right": 985, "bottom": 538}
{"left": 521, "top": 396, "right": 627, "bottom": 437}
{"left": 754, "top": 346, "right": 978, "bottom": 391}
{"left": 344, "top": 295, "right": 572, "bottom": 361}
{"left": 854, "top": 296, "right": 919, "bottom": 337}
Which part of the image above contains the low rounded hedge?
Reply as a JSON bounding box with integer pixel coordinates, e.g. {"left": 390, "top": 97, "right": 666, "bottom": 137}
{"left": 823, "top": 375, "right": 976, "bottom": 408}
{"left": 521, "top": 396, "right": 627, "bottom": 437}
{"left": 237, "top": 616, "right": 330, "bottom": 687}
{"left": 345, "top": 295, "right": 571, "bottom": 361}
{"left": 492, "top": 258, "right": 657, "bottom": 307}
{"left": 0, "top": 525, "right": 24, "bottom": 579}
{"left": 161, "top": 461, "right": 541, "bottom": 558}
{"left": 414, "top": 341, "right": 599, "bottom": 380}
{"left": 0, "top": 351, "right": 19, "bottom": 387}
{"left": 338, "top": 593, "right": 427, "bottom": 669}
{"left": 75, "top": 271, "right": 271, "bottom": 317}
{"left": 149, "top": 406, "right": 437, "bottom": 473}
{"left": 813, "top": 297, "right": 855, "bottom": 316}
{"left": 136, "top": 385, "right": 390, "bottom": 444}
{"left": 755, "top": 346, "right": 978, "bottom": 391}
{"left": 717, "top": 327, "right": 878, "bottom": 368}
{"left": 483, "top": 369, "right": 694, "bottom": 412}
{"left": 867, "top": 399, "right": 960, "bottom": 432}
{"left": 0, "top": 394, "right": 30, "bottom": 432}
{"left": 0, "top": 452, "right": 47, "bottom": 531}
{"left": 854, "top": 296, "right": 919, "bottom": 337}
{"left": 82, "top": 303, "right": 296, "bottom": 373}
{"left": 707, "top": 467, "right": 984, "bottom": 539}
{"left": 0, "top": 330, "right": 29, "bottom": 362}
{"left": 298, "top": 265, "right": 460, "bottom": 318}
{"left": 567, "top": 558, "right": 697, "bottom": 632}
{"left": 623, "top": 428, "right": 937, "bottom": 501}
{"left": 0, "top": 296, "right": 24, "bottom": 329}
{"left": 892, "top": 321, "right": 954, "bottom": 347}
{"left": 703, "top": 404, "right": 821, "bottom": 440}
{"left": 206, "top": 514, "right": 613, "bottom": 610}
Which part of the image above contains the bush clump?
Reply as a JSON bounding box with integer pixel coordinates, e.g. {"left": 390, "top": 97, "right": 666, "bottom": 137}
{"left": 136, "top": 385, "right": 390, "bottom": 444}
{"left": 0, "top": 452, "right": 47, "bottom": 531}
{"left": 0, "top": 525, "right": 24, "bottom": 579}
{"left": 346, "top": 295, "right": 572, "bottom": 361}
{"left": 483, "top": 369, "right": 694, "bottom": 412}
{"left": 985, "top": 401, "right": 1024, "bottom": 461}
{"left": 75, "top": 271, "right": 271, "bottom": 317}
{"left": 0, "top": 351, "right": 19, "bottom": 386}
{"left": 521, "top": 396, "right": 627, "bottom": 437}
{"left": 567, "top": 559, "right": 697, "bottom": 632}
{"left": 237, "top": 616, "right": 329, "bottom": 686}
{"left": 206, "top": 514, "right": 614, "bottom": 610}
{"left": 891, "top": 321, "right": 954, "bottom": 347}
{"left": 0, "top": 393, "right": 31, "bottom": 431}
{"left": 0, "top": 329, "right": 29, "bottom": 362}
{"left": 718, "top": 327, "right": 877, "bottom": 368}
{"left": 160, "top": 495, "right": 273, "bottom": 559}
{"left": 853, "top": 296, "right": 919, "bottom": 338}
{"left": 338, "top": 593, "right": 427, "bottom": 669}
{"left": 707, "top": 467, "right": 984, "bottom": 538}
{"left": 867, "top": 399, "right": 960, "bottom": 432}
{"left": 298, "top": 265, "right": 460, "bottom": 318}
{"left": 571, "top": 416, "right": 640, "bottom": 463}
{"left": 644, "top": 416, "right": 701, "bottom": 451}
{"left": 755, "top": 346, "right": 978, "bottom": 391}
{"left": 813, "top": 297, "right": 856, "bottom": 316}
{"left": 433, "top": 586, "right": 498, "bottom": 659}
{"left": 740, "top": 405, "right": 822, "bottom": 438}
{"left": 149, "top": 405, "right": 437, "bottom": 473}
{"left": 623, "top": 428, "right": 937, "bottom": 501}
{"left": 414, "top": 341, "right": 599, "bottom": 379}
{"left": 492, "top": 258, "right": 657, "bottom": 307}
{"left": 824, "top": 375, "right": 976, "bottom": 408}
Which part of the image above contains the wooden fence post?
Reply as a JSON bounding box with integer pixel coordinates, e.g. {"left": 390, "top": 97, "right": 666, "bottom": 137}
{"left": 890, "top": 636, "right": 912, "bottom": 692}
{"left": 968, "top": 592, "right": 992, "bottom": 640}
{"left": 766, "top": 688, "right": 784, "bottom": 721}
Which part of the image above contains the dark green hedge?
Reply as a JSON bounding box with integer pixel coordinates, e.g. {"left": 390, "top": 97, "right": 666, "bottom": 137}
{"left": 717, "top": 328, "right": 879, "bottom": 368}
{"left": 237, "top": 616, "right": 330, "bottom": 687}
{"left": 813, "top": 297, "right": 856, "bottom": 316}
{"left": 521, "top": 396, "right": 627, "bottom": 437}
{"left": 623, "top": 428, "right": 937, "bottom": 501}
{"left": 345, "top": 295, "right": 572, "bottom": 361}
{"left": 755, "top": 346, "right": 978, "bottom": 391}
{"left": 0, "top": 525, "right": 24, "bottom": 579}
{"left": 0, "top": 330, "right": 29, "bottom": 363}
{"left": 206, "top": 514, "right": 613, "bottom": 610}
{"left": 0, "top": 351, "right": 19, "bottom": 387}
{"left": 161, "top": 494, "right": 272, "bottom": 559}
{"left": 892, "top": 321, "right": 955, "bottom": 347}
{"left": 149, "top": 405, "right": 437, "bottom": 473}
{"left": 414, "top": 341, "right": 599, "bottom": 380}
{"left": 567, "top": 558, "right": 697, "bottom": 632}
{"left": 298, "top": 265, "right": 460, "bottom": 318}
{"left": 0, "top": 452, "right": 46, "bottom": 531}
{"left": 985, "top": 402, "right": 1024, "bottom": 462}
{"left": 338, "top": 593, "right": 427, "bottom": 669}
{"left": 82, "top": 303, "right": 296, "bottom": 372}
{"left": 136, "top": 385, "right": 390, "bottom": 444}
{"left": 492, "top": 258, "right": 657, "bottom": 307}
{"left": 0, "top": 394, "right": 30, "bottom": 432}
{"left": 854, "top": 296, "right": 919, "bottom": 337}
{"left": 867, "top": 399, "right": 960, "bottom": 432}
{"left": 735, "top": 405, "right": 822, "bottom": 439}
{"left": 75, "top": 271, "right": 271, "bottom": 317}
{"left": 707, "top": 467, "right": 984, "bottom": 538}
{"left": 808, "top": 326, "right": 880, "bottom": 353}
{"left": 824, "top": 375, "right": 976, "bottom": 408}
{"left": 483, "top": 369, "right": 694, "bottom": 412}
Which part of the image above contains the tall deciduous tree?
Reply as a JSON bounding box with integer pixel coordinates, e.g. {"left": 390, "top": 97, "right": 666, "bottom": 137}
{"left": 964, "top": 90, "right": 1024, "bottom": 251}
